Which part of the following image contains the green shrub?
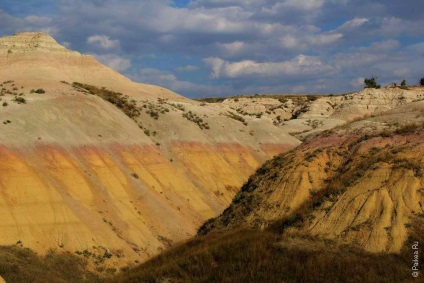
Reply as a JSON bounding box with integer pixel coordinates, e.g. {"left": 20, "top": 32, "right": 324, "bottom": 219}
{"left": 0, "top": 246, "right": 99, "bottom": 282}
{"left": 364, "top": 76, "right": 380, "bottom": 89}
{"left": 394, "top": 123, "right": 421, "bottom": 135}
{"left": 13, "top": 96, "right": 26, "bottom": 104}
{"left": 72, "top": 83, "right": 141, "bottom": 119}
{"left": 34, "top": 89, "right": 45, "bottom": 94}
{"left": 182, "top": 111, "right": 210, "bottom": 130}
{"left": 226, "top": 111, "right": 247, "bottom": 125}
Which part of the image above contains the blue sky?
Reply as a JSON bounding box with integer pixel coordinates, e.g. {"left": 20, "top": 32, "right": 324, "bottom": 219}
{"left": 1, "top": 0, "right": 424, "bottom": 98}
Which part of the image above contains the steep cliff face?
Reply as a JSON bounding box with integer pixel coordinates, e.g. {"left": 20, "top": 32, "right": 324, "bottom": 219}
{"left": 200, "top": 100, "right": 424, "bottom": 253}
{"left": 0, "top": 32, "right": 300, "bottom": 264}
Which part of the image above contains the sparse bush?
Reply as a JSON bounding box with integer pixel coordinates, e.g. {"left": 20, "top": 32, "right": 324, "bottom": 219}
{"left": 34, "top": 88, "right": 45, "bottom": 94}
{"left": 420, "top": 77, "right": 424, "bottom": 86}
{"left": 0, "top": 246, "right": 99, "bottom": 282}
{"left": 182, "top": 111, "right": 210, "bottom": 130}
{"left": 194, "top": 97, "right": 225, "bottom": 103}
{"left": 13, "top": 96, "right": 26, "bottom": 104}
{"left": 172, "top": 103, "right": 186, "bottom": 111}
{"left": 72, "top": 83, "right": 141, "bottom": 118}
{"left": 364, "top": 76, "right": 381, "bottom": 89}
{"left": 394, "top": 123, "right": 421, "bottom": 135}
{"left": 146, "top": 110, "right": 159, "bottom": 120}
{"left": 226, "top": 112, "right": 247, "bottom": 125}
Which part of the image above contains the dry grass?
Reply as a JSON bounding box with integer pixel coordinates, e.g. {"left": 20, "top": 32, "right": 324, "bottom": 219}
{"left": 109, "top": 228, "right": 416, "bottom": 283}
{"left": 0, "top": 246, "right": 100, "bottom": 283}
{"left": 72, "top": 83, "right": 141, "bottom": 118}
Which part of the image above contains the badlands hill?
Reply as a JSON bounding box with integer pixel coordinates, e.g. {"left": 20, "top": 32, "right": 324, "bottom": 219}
{"left": 112, "top": 95, "right": 424, "bottom": 282}
{"left": 0, "top": 32, "right": 300, "bottom": 266}
{"left": 200, "top": 97, "right": 424, "bottom": 254}
{"left": 202, "top": 86, "right": 424, "bottom": 140}
{"left": 1, "top": 32, "right": 423, "bottom": 282}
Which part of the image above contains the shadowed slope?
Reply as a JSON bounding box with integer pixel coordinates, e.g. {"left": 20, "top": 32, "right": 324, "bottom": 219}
{"left": 109, "top": 218, "right": 424, "bottom": 283}
{"left": 200, "top": 101, "right": 424, "bottom": 253}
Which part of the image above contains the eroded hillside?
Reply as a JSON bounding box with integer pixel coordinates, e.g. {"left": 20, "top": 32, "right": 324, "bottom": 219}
{"left": 200, "top": 100, "right": 424, "bottom": 253}
{"left": 0, "top": 32, "right": 300, "bottom": 267}
{"left": 204, "top": 87, "right": 424, "bottom": 140}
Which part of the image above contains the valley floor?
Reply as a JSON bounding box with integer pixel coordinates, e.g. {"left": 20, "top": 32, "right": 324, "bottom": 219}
{"left": 3, "top": 217, "right": 420, "bottom": 283}
{"left": 109, "top": 221, "right": 424, "bottom": 283}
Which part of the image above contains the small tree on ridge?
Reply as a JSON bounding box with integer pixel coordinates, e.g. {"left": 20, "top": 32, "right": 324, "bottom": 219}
{"left": 364, "top": 76, "right": 381, "bottom": 89}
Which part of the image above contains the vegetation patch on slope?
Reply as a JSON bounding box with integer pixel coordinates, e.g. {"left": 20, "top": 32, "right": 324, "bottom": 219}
{"left": 0, "top": 246, "right": 100, "bottom": 283}
{"left": 72, "top": 82, "right": 141, "bottom": 119}
{"left": 109, "top": 224, "right": 423, "bottom": 283}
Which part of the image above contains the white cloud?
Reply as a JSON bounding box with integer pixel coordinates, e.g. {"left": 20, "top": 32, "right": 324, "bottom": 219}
{"left": 2, "top": 0, "right": 424, "bottom": 97}
{"left": 133, "top": 68, "right": 228, "bottom": 96}
{"left": 368, "top": 39, "right": 400, "bottom": 51}
{"left": 310, "top": 33, "right": 343, "bottom": 45}
{"left": 393, "top": 68, "right": 409, "bottom": 78}
{"left": 260, "top": 0, "right": 325, "bottom": 19}
{"left": 93, "top": 54, "right": 131, "bottom": 72}
{"left": 62, "top": 41, "right": 71, "bottom": 48}
{"left": 175, "top": 65, "right": 199, "bottom": 72}
{"left": 203, "top": 57, "right": 226, "bottom": 78}
{"left": 218, "top": 41, "right": 245, "bottom": 55}
{"left": 87, "top": 35, "right": 120, "bottom": 49}
{"left": 35, "top": 27, "right": 59, "bottom": 36}
{"left": 350, "top": 77, "right": 365, "bottom": 88}
{"left": 204, "top": 54, "right": 332, "bottom": 78}
{"left": 280, "top": 32, "right": 343, "bottom": 51}
{"left": 281, "top": 0, "right": 325, "bottom": 11}
{"left": 377, "top": 17, "right": 422, "bottom": 36}
{"left": 24, "top": 16, "right": 52, "bottom": 25}
{"left": 339, "top": 17, "right": 369, "bottom": 30}
{"left": 189, "top": 0, "right": 266, "bottom": 8}
{"left": 280, "top": 35, "right": 299, "bottom": 49}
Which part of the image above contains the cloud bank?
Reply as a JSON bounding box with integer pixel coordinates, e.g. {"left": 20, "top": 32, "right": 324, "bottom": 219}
{"left": 0, "top": 0, "right": 423, "bottom": 97}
